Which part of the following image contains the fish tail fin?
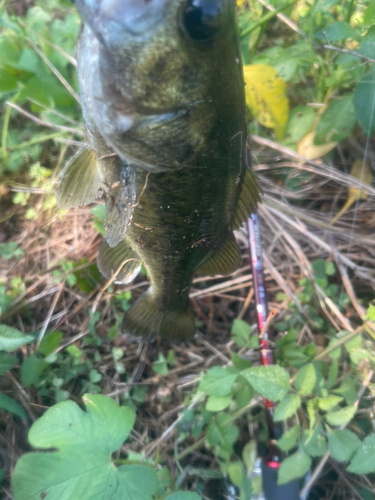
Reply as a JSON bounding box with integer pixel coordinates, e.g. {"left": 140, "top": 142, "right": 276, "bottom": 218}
{"left": 121, "top": 289, "right": 195, "bottom": 341}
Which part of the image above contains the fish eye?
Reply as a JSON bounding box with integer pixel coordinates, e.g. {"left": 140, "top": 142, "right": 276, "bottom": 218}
{"left": 182, "top": 0, "right": 223, "bottom": 42}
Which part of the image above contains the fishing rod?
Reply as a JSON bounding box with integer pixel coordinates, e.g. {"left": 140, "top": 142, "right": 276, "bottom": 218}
{"left": 248, "top": 213, "right": 301, "bottom": 500}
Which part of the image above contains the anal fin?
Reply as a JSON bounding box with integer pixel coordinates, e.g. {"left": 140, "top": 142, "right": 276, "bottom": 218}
{"left": 232, "top": 168, "right": 261, "bottom": 230}
{"left": 196, "top": 235, "right": 241, "bottom": 276}
{"left": 57, "top": 145, "right": 103, "bottom": 209}
{"left": 98, "top": 239, "right": 141, "bottom": 284}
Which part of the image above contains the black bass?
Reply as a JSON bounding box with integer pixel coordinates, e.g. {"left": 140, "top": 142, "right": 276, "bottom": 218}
{"left": 57, "top": 0, "right": 261, "bottom": 341}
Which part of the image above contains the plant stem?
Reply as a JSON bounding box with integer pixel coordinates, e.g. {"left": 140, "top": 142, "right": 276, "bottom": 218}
{"left": 240, "top": 0, "right": 298, "bottom": 38}
{"left": 346, "top": 0, "right": 356, "bottom": 23}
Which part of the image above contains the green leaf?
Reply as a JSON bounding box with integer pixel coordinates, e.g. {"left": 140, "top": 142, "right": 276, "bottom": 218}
{"left": 327, "top": 359, "right": 338, "bottom": 389}
{"left": 364, "top": 3, "right": 375, "bottom": 25}
{"left": 21, "top": 354, "right": 48, "bottom": 387}
{"left": 277, "top": 449, "right": 311, "bottom": 485}
{"left": 232, "top": 352, "right": 252, "bottom": 370}
{"left": 152, "top": 353, "right": 168, "bottom": 375}
{"left": 199, "top": 366, "right": 239, "bottom": 397}
{"left": 325, "top": 405, "right": 356, "bottom": 426}
{"left": 274, "top": 394, "right": 301, "bottom": 422}
{"left": 301, "top": 424, "right": 327, "bottom": 457}
{"left": 347, "top": 434, "right": 375, "bottom": 474}
{"left": 0, "top": 352, "right": 17, "bottom": 375}
{"left": 284, "top": 105, "right": 315, "bottom": 146}
{"left": 294, "top": 363, "right": 316, "bottom": 395}
{"left": 37, "top": 331, "right": 63, "bottom": 357}
{"left": 206, "top": 395, "right": 232, "bottom": 412}
{"left": 314, "top": 97, "right": 356, "bottom": 145}
{"left": 318, "top": 396, "right": 343, "bottom": 411}
{"left": 314, "top": 22, "right": 358, "bottom": 42}
{"left": 0, "top": 392, "right": 27, "bottom": 420}
{"left": 333, "top": 373, "right": 357, "bottom": 405}
{"left": 165, "top": 493, "right": 201, "bottom": 500}
{"left": 12, "top": 394, "right": 158, "bottom": 500}
{"left": 327, "top": 429, "right": 361, "bottom": 462}
{"left": 242, "top": 365, "right": 290, "bottom": 401}
{"left": 354, "top": 72, "right": 375, "bottom": 136}
{"left": 277, "top": 424, "right": 300, "bottom": 452}
{"left": 0, "top": 67, "right": 18, "bottom": 92}
{"left": 0, "top": 325, "right": 34, "bottom": 352}
{"left": 231, "top": 319, "right": 252, "bottom": 347}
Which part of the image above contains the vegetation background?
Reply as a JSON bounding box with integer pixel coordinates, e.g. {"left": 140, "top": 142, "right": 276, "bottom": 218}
{"left": 0, "top": 0, "right": 375, "bottom": 498}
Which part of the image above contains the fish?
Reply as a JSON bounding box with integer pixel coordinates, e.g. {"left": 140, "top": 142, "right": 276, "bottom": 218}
{"left": 57, "top": 0, "right": 261, "bottom": 341}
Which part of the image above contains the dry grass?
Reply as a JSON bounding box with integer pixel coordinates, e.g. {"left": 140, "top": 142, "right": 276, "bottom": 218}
{"left": 1, "top": 128, "right": 374, "bottom": 498}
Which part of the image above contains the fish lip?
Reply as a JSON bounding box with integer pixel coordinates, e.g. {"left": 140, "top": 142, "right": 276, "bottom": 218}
{"left": 75, "top": 0, "right": 170, "bottom": 41}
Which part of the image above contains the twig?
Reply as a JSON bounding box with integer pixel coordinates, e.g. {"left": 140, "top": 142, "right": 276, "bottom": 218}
{"left": 324, "top": 44, "right": 375, "bottom": 64}
{"left": 257, "top": 0, "right": 308, "bottom": 39}
{"left": 26, "top": 37, "right": 80, "bottom": 103}
{"left": 5, "top": 102, "right": 84, "bottom": 136}
{"left": 36, "top": 282, "right": 65, "bottom": 347}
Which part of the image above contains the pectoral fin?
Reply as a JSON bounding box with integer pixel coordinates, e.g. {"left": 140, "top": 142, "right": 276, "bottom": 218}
{"left": 57, "top": 145, "right": 103, "bottom": 209}
{"left": 98, "top": 239, "right": 141, "bottom": 284}
{"left": 232, "top": 168, "right": 261, "bottom": 230}
{"left": 196, "top": 235, "right": 241, "bottom": 276}
{"left": 104, "top": 161, "right": 137, "bottom": 248}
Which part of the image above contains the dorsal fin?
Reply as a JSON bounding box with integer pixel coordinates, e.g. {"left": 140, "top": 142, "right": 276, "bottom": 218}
{"left": 97, "top": 239, "right": 141, "bottom": 284}
{"left": 196, "top": 235, "right": 241, "bottom": 276}
{"left": 57, "top": 145, "right": 103, "bottom": 209}
{"left": 232, "top": 168, "right": 261, "bottom": 230}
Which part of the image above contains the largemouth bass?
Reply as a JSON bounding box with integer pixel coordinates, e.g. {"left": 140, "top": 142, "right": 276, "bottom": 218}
{"left": 57, "top": 0, "right": 261, "bottom": 341}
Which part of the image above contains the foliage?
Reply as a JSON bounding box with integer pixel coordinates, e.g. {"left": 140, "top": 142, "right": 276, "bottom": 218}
{"left": 12, "top": 394, "right": 197, "bottom": 500}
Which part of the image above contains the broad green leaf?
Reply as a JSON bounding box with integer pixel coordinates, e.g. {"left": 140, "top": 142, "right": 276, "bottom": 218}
{"left": 206, "top": 395, "right": 232, "bottom": 412}
{"left": 37, "top": 331, "right": 63, "bottom": 357}
{"left": 199, "top": 366, "right": 239, "bottom": 397}
{"left": 0, "top": 67, "right": 18, "bottom": 92}
{"left": 364, "top": 3, "right": 375, "bottom": 25}
{"left": 242, "top": 365, "right": 290, "bottom": 401}
{"left": 277, "top": 424, "right": 300, "bottom": 452}
{"left": 277, "top": 449, "right": 311, "bottom": 485}
{"left": 152, "top": 353, "right": 168, "bottom": 376}
{"left": 0, "top": 392, "right": 27, "bottom": 420}
{"left": 314, "top": 22, "right": 358, "bottom": 42}
{"left": 294, "top": 363, "right": 316, "bottom": 395}
{"left": 231, "top": 319, "right": 252, "bottom": 347}
{"left": 21, "top": 354, "right": 48, "bottom": 387}
{"left": 234, "top": 376, "right": 254, "bottom": 409}
{"left": 327, "top": 359, "right": 339, "bottom": 389}
{"left": 318, "top": 396, "right": 343, "bottom": 411}
{"left": 354, "top": 72, "right": 375, "bottom": 135}
{"left": 232, "top": 352, "right": 252, "bottom": 370}
{"left": 0, "top": 325, "right": 34, "bottom": 352}
{"left": 302, "top": 425, "right": 327, "bottom": 457}
{"left": 325, "top": 405, "right": 356, "bottom": 426}
{"left": 12, "top": 394, "right": 158, "bottom": 500}
{"left": 284, "top": 105, "right": 315, "bottom": 146}
{"left": 274, "top": 394, "right": 301, "bottom": 422}
{"left": 347, "top": 434, "right": 375, "bottom": 474}
{"left": 242, "top": 440, "right": 257, "bottom": 475}
{"left": 244, "top": 64, "right": 289, "bottom": 140}
{"left": 314, "top": 98, "right": 356, "bottom": 145}
{"left": 206, "top": 413, "right": 239, "bottom": 448}
{"left": 228, "top": 461, "right": 243, "bottom": 487}
{"left": 327, "top": 429, "right": 361, "bottom": 462}
{"left": 0, "top": 352, "right": 17, "bottom": 375}
{"left": 333, "top": 373, "right": 357, "bottom": 405}
{"left": 165, "top": 494, "right": 201, "bottom": 500}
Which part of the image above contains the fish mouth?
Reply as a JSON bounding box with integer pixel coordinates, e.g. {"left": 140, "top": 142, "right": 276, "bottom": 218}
{"left": 75, "top": 0, "right": 170, "bottom": 42}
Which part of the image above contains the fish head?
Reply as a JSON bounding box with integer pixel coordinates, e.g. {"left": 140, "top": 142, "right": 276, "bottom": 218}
{"left": 76, "top": 0, "right": 245, "bottom": 170}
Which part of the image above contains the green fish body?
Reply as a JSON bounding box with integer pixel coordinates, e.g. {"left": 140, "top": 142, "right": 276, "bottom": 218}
{"left": 57, "top": 0, "right": 261, "bottom": 340}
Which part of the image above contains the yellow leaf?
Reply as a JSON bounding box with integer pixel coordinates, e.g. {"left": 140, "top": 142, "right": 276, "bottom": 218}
{"left": 330, "top": 160, "right": 373, "bottom": 225}
{"left": 297, "top": 131, "right": 337, "bottom": 160}
{"left": 243, "top": 64, "right": 289, "bottom": 140}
